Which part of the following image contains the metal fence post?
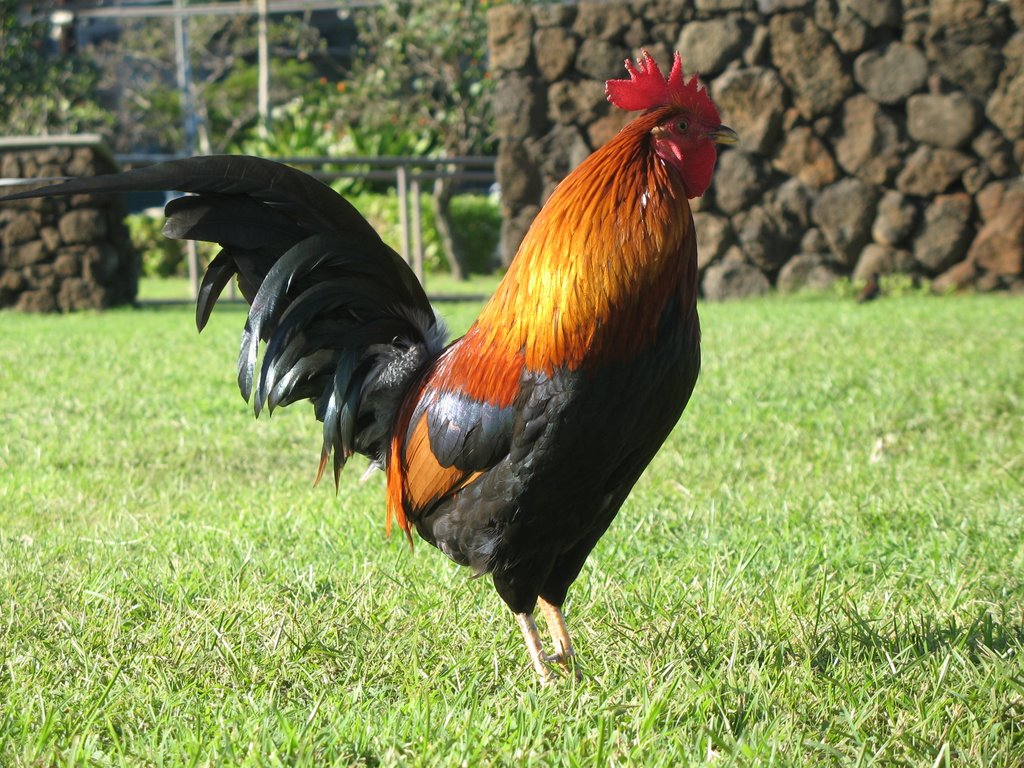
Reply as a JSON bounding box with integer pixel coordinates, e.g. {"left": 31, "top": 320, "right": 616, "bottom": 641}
{"left": 410, "top": 173, "right": 424, "bottom": 284}
{"left": 396, "top": 162, "right": 410, "bottom": 266}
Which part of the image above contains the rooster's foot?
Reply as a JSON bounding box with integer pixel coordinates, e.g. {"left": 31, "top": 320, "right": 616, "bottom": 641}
{"left": 539, "top": 597, "right": 583, "bottom": 681}
{"left": 515, "top": 601, "right": 583, "bottom": 684}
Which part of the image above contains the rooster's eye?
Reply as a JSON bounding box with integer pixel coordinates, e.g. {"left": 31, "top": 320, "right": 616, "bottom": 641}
{"left": 676, "top": 119, "right": 689, "bottom": 132}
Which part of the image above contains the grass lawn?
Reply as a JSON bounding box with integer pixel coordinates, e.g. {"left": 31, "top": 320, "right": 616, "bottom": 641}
{"left": 1, "top": 287, "right": 1022, "bottom": 765}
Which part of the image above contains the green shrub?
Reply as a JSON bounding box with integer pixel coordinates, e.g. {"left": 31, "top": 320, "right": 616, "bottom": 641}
{"left": 342, "top": 188, "right": 499, "bottom": 275}
{"left": 449, "top": 194, "right": 502, "bottom": 274}
{"left": 126, "top": 212, "right": 182, "bottom": 278}
{"left": 126, "top": 212, "right": 217, "bottom": 278}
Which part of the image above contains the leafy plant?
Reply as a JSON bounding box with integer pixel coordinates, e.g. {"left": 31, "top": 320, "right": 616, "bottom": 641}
{"left": 126, "top": 212, "right": 217, "bottom": 278}
{"left": 0, "top": 0, "right": 111, "bottom": 136}
{"left": 879, "top": 272, "right": 929, "bottom": 297}
{"left": 202, "top": 57, "right": 321, "bottom": 152}
{"left": 334, "top": 187, "right": 499, "bottom": 274}
{"left": 449, "top": 193, "right": 502, "bottom": 273}
{"left": 232, "top": 92, "right": 342, "bottom": 158}
{"left": 125, "top": 213, "right": 179, "bottom": 278}
{"left": 830, "top": 273, "right": 932, "bottom": 300}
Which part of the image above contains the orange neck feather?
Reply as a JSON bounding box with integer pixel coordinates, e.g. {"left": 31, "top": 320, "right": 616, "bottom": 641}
{"left": 473, "top": 109, "right": 695, "bottom": 376}
{"left": 386, "top": 111, "right": 697, "bottom": 531}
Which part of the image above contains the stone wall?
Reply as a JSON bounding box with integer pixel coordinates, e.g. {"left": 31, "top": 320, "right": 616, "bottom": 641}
{"left": 0, "top": 138, "right": 138, "bottom": 312}
{"left": 488, "top": 0, "right": 1024, "bottom": 297}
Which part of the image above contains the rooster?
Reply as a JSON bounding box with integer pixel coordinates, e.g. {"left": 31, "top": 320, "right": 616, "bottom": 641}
{"left": 2, "top": 51, "right": 736, "bottom": 682}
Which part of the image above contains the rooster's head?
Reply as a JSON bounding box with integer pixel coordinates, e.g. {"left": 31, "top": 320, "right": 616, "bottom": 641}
{"left": 606, "top": 50, "right": 738, "bottom": 199}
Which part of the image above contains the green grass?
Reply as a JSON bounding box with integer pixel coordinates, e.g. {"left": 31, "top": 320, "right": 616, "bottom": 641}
{"left": 1, "top": 292, "right": 1022, "bottom": 766}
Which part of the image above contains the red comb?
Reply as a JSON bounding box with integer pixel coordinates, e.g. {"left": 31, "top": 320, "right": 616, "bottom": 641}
{"left": 605, "top": 50, "right": 704, "bottom": 112}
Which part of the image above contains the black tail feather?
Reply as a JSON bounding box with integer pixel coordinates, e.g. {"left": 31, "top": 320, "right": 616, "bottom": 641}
{"left": 1, "top": 154, "right": 448, "bottom": 476}
{"left": 195, "top": 250, "right": 237, "bottom": 331}
{"left": 162, "top": 194, "right": 300, "bottom": 250}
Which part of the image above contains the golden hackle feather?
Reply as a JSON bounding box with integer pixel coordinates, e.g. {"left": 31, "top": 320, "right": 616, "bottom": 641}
{"left": 472, "top": 107, "right": 695, "bottom": 376}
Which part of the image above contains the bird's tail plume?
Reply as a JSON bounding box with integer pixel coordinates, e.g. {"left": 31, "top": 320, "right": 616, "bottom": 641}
{"left": 1, "top": 156, "right": 448, "bottom": 483}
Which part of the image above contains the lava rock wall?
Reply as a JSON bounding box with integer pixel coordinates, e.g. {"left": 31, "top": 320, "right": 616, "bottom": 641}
{"left": 0, "top": 141, "right": 138, "bottom": 312}
{"left": 488, "top": 0, "right": 1024, "bottom": 297}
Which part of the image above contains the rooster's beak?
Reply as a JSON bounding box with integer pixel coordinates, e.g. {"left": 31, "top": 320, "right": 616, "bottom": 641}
{"left": 708, "top": 125, "right": 739, "bottom": 145}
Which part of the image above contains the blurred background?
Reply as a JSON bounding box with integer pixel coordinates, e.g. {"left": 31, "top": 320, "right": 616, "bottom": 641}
{"left": 0, "top": 0, "right": 1022, "bottom": 307}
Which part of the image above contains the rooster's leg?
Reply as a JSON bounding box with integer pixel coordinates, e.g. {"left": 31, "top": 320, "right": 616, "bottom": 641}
{"left": 538, "top": 597, "right": 582, "bottom": 680}
{"left": 515, "top": 612, "right": 555, "bottom": 684}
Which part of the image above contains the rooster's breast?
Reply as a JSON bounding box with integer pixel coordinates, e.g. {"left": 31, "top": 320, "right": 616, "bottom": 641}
{"left": 413, "top": 299, "right": 700, "bottom": 610}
